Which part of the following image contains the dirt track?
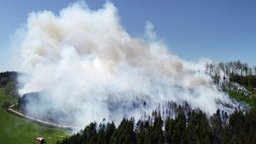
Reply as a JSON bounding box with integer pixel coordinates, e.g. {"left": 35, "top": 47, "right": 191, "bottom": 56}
{"left": 7, "top": 104, "right": 75, "bottom": 130}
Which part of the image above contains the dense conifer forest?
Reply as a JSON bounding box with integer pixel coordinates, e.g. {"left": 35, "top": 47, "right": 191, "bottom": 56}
{"left": 57, "top": 108, "right": 256, "bottom": 144}
{"left": 56, "top": 60, "right": 256, "bottom": 144}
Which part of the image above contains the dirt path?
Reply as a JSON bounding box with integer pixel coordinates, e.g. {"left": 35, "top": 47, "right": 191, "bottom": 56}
{"left": 7, "top": 104, "right": 75, "bottom": 130}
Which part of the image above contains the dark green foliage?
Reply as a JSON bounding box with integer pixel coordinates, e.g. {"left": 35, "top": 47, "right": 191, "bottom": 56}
{"left": 165, "top": 111, "right": 186, "bottom": 144}
{"left": 135, "top": 120, "right": 148, "bottom": 144}
{"left": 0, "top": 71, "right": 18, "bottom": 97}
{"left": 230, "top": 74, "right": 256, "bottom": 89}
{"left": 110, "top": 118, "right": 136, "bottom": 144}
{"left": 1, "top": 101, "right": 11, "bottom": 109}
{"left": 150, "top": 113, "right": 164, "bottom": 144}
{"left": 105, "top": 122, "right": 116, "bottom": 144}
{"left": 185, "top": 110, "right": 213, "bottom": 144}
{"left": 210, "top": 109, "right": 223, "bottom": 144}
{"left": 0, "top": 71, "right": 17, "bottom": 88}
{"left": 57, "top": 107, "right": 256, "bottom": 144}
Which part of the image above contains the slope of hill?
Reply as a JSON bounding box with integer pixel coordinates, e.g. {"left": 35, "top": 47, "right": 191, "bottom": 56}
{"left": 2, "top": 60, "right": 256, "bottom": 143}
{"left": 57, "top": 61, "right": 256, "bottom": 144}
{"left": 0, "top": 88, "right": 67, "bottom": 143}
{"left": 206, "top": 61, "right": 256, "bottom": 109}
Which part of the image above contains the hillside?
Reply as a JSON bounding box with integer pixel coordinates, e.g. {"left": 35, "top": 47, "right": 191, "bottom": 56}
{"left": 0, "top": 72, "right": 68, "bottom": 144}
{"left": 57, "top": 104, "right": 256, "bottom": 144}
{"left": 207, "top": 61, "right": 256, "bottom": 109}
{"left": 2, "top": 60, "right": 256, "bottom": 144}
{"left": 57, "top": 61, "right": 256, "bottom": 144}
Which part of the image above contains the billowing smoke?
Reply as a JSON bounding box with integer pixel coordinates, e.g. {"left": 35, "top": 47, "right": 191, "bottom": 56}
{"left": 17, "top": 2, "right": 234, "bottom": 129}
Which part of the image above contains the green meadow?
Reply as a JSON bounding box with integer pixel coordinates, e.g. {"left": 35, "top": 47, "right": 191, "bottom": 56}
{"left": 0, "top": 88, "right": 68, "bottom": 144}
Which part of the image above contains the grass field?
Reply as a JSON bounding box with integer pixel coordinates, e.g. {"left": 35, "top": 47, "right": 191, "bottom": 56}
{"left": 0, "top": 88, "right": 68, "bottom": 144}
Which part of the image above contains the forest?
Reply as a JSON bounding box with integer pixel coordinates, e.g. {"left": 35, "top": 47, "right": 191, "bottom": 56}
{"left": 57, "top": 108, "right": 256, "bottom": 144}
{"left": 57, "top": 60, "right": 256, "bottom": 144}
{"left": 2, "top": 60, "right": 256, "bottom": 144}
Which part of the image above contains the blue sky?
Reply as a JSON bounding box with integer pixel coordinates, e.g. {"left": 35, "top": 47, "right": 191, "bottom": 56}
{"left": 0, "top": 0, "right": 256, "bottom": 71}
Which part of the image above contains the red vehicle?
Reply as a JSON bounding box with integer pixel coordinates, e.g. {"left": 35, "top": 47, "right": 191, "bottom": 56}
{"left": 36, "top": 137, "right": 45, "bottom": 143}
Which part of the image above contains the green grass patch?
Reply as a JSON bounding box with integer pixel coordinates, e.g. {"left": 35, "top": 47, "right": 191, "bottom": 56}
{"left": 0, "top": 88, "right": 68, "bottom": 144}
{"left": 223, "top": 88, "right": 256, "bottom": 110}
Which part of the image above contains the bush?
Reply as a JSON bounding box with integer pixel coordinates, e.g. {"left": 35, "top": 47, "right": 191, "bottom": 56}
{"left": 2, "top": 101, "right": 11, "bottom": 109}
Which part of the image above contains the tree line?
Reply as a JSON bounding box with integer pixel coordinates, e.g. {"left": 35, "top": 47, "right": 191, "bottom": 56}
{"left": 0, "top": 71, "right": 18, "bottom": 97}
{"left": 57, "top": 107, "right": 256, "bottom": 144}
{"left": 206, "top": 60, "right": 256, "bottom": 77}
{"left": 57, "top": 60, "right": 256, "bottom": 144}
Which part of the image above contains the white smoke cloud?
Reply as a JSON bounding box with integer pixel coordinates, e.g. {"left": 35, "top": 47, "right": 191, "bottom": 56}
{"left": 16, "top": 2, "right": 235, "bottom": 130}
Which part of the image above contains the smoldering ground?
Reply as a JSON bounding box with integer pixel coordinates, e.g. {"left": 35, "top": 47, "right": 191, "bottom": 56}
{"left": 15, "top": 2, "right": 236, "bottom": 130}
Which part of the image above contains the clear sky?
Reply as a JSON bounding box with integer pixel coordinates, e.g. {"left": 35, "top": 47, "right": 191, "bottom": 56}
{"left": 0, "top": 0, "right": 256, "bottom": 71}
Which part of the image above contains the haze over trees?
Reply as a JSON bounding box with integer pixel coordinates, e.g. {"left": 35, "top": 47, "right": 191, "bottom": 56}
{"left": 2, "top": 60, "right": 256, "bottom": 144}
{"left": 206, "top": 60, "right": 256, "bottom": 109}
{"left": 57, "top": 60, "right": 256, "bottom": 144}
{"left": 57, "top": 107, "right": 256, "bottom": 144}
